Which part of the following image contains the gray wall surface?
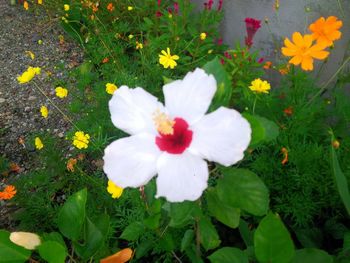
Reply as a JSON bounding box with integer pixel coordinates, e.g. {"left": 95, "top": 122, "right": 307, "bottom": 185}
{"left": 194, "top": 0, "right": 350, "bottom": 83}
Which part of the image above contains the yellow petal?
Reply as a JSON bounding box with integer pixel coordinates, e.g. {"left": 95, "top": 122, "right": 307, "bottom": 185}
{"left": 10, "top": 232, "right": 41, "bottom": 250}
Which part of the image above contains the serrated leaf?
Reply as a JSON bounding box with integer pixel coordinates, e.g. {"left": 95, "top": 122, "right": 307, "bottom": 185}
{"left": 217, "top": 168, "right": 269, "bottom": 216}
{"left": 208, "top": 247, "right": 248, "bottom": 263}
{"left": 57, "top": 188, "right": 87, "bottom": 241}
{"left": 254, "top": 213, "right": 295, "bottom": 263}
{"left": 0, "top": 230, "right": 31, "bottom": 263}
{"left": 120, "top": 222, "right": 144, "bottom": 241}
{"left": 206, "top": 188, "right": 240, "bottom": 228}
{"left": 37, "top": 241, "right": 67, "bottom": 263}
{"left": 199, "top": 217, "right": 221, "bottom": 251}
{"left": 169, "top": 201, "right": 198, "bottom": 227}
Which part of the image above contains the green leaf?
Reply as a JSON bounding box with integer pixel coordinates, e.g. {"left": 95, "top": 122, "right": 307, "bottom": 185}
{"left": 199, "top": 217, "right": 221, "bottom": 251}
{"left": 239, "top": 219, "right": 254, "bottom": 247}
{"left": 330, "top": 135, "right": 350, "bottom": 216}
{"left": 144, "top": 214, "right": 161, "bottom": 230}
{"left": 169, "top": 201, "right": 199, "bottom": 227}
{"left": 120, "top": 222, "right": 144, "bottom": 241}
{"left": 37, "top": 241, "right": 67, "bottom": 263}
{"left": 135, "top": 240, "right": 153, "bottom": 259}
{"left": 181, "top": 229, "right": 195, "bottom": 252}
{"left": 254, "top": 213, "right": 295, "bottom": 263}
{"left": 57, "top": 188, "right": 87, "bottom": 241}
{"left": 206, "top": 188, "right": 240, "bottom": 228}
{"left": 203, "top": 57, "right": 232, "bottom": 111}
{"left": 0, "top": 230, "right": 31, "bottom": 263}
{"left": 41, "top": 232, "right": 66, "bottom": 248}
{"left": 292, "top": 248, "right": 333, "bottom": 263}
{"left": 217, "top": 168, "right": 269, "bottom": 216}
{"left": 208, "top": 247, "right": 248, "bottom": 263}
{"left": 242, "top": 113, "right": 279, "bottom": 146}
{"left": 74, "top": 215, "right": 109, "bottom": 259}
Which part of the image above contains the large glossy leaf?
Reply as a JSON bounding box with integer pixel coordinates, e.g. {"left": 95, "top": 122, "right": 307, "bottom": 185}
{"left": 206, "top": 188, "right": 240, "bottom": 228}
{"left": 208, "top": 247, "right": 248, "bottom": 263}
{"left": 217, "top": 168, "right": 269, "bottom": 216}
{"left": 57, "top": 188, "right": 87, "bottom": 241}
{"left": 330, "top": 136, "right": 350, "bottom": 216}
{"left": 243, "top": 113, "right": 279, "bottom": 146}
{"left": 74, "top": 215, "right": 109, "bottom": 259}
{"left": 292, "top": 248, "right": 333, "bottom": 263}
{"left": 203, "top": 57, "right": 232, "bottom": 111}
{"left": 254, "top": 213, "right": 295, "bottom": 263}
{"left": 181, "top": 230, "right": 195, "bottom": 252}
{"left": 37, "top": 241, "right": 67, "bottom": 263}
{"left": 199, "top": 217, "right": 221, "bottom": 251}
{"left": 0, "top": 230, "right": 31, "bottom": 263}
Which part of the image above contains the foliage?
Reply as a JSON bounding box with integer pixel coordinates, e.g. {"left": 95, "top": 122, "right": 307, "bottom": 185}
{"left": 1, "top": 0, "right": 350, "bottom": 262}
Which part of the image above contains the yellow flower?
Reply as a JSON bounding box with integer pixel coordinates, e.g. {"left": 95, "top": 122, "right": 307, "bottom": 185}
{"left": 106, "top": 83, "right": 118, "bottom": 95}
{"left": 25, "top": 51, "right": 35, "bottom": 60}
{"left": 38, "top": 40, "right": 43, "bottom": 45}
{"left": 128, "top": 34, "right": 134, "bottom": 39}
{"left": 107, "top": 180, "right": 123, "bottom": 199}
{"left": 64, "top": 4, "right": 70, "bottom": 11}
{"left": 281, "top": 32, "right": 329, "bottom": 71}
{"left": 40, "top": 106, "right": 48, "bottom": 118}
{"left": 55, "top": 87, "right": 68, "bottom": 98}
{"left": 127, "top": 6, "right": 133, "bottom": 11}
{"left": 17, "top": 66, "right": 41, "bottom": 84}
{"left": 159, "top": 48, "right": 179, "bottom": 69}
{"left": 136, "top": 41, "right": 143, "bottom": 50}
{"left": 200, "top": 32, "right": 207, "bottom": 40}
{"left": 309, "top": 16, "right": 342, "bottom": 47}
{"left": 38, "top": 0, "right": 43, "bottom": 4}
{"left": 249, "top": 78, "right": 271, "bottom": 94}
{"left": 73, "top": 131, "right": 90, "bottom": 149}
{"left": 23, "top": 1, "right": 29, "bottom": 10}
{"left": 35, "top": 137, "right": 44, "bottom": 150}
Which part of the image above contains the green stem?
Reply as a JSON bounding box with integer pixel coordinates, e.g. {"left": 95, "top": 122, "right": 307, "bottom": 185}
{"left": 252, "top": 96, "right": 257, "bottom": 115}
{"left": 307, "top": 55, "right": 350, "bottom": 106}
{"left": 33, "top": 81, "right": 80, "bottom": 130}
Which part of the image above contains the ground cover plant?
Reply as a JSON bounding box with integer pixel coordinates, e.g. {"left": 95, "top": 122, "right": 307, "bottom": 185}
{"left": 1, "top": 0, "right": 350, "bottom": 262}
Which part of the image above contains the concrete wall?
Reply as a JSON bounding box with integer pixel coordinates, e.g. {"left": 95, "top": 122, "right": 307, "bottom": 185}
{"left": 193, "top": 0, "right": 350, "bottom": 83}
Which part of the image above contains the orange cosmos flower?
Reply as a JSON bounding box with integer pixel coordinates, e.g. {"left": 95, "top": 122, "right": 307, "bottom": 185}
{"left": 309, "top": 16, "right": 342, "bottom": 47}
{"left": 107, "top": 3, "right": 114, "bottom": 12}
{"left": 100, "top": 248, "right": 133, "bottom": 263}
{"left": 67, "top": 158, "right": 77, "bottom": 172}
{"left": 263, "top": 61, "right": 272, "bottom": 69}
{"left": 0, "top": 185, "right": 17, "bottom": 200}
{"left": 281, "top": 32, "right": 329, "bottom": 71}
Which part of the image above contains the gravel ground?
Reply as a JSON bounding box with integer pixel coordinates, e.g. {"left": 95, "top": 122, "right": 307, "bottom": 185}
{"left": 0, "top": 2, "right": 83, "bottom": 171}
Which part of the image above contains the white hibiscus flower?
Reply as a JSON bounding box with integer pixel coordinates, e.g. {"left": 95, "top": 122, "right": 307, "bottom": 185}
{"left": 103, "top": 68, "right": 251, "bottom": 202}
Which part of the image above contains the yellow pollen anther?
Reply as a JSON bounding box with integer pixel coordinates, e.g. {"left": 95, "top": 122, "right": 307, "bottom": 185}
{"left": 153, "top": 110, "right": 175, "bottom": 135}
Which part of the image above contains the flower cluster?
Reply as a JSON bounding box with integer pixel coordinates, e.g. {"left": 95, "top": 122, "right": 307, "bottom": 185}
{"left": 281, "top": 16, "right": 342, "bottom": 71}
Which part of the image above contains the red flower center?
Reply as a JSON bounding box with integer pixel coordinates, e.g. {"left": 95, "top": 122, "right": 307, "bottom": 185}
{"left": 155, "top": 118, "right": 193, "bottom": 154}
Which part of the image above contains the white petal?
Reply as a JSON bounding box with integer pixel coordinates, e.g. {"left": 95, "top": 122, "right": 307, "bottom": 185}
{"left": 103, "top": 133, "right": 161, "bottom": 188}
{"left": 163, "top": 68, "right": 216, "bottom": 125}
{"left": 156, "top": 152, "right": 208, "bottom": 202}
{"left": 189, "top": 107, "right": 251, "bottom": 166}
{"left": 109, "top": 86, "right": 164, "bottom": 135}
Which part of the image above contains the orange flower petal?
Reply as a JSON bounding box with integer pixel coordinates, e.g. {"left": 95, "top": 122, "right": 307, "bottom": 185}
{"left": 100, "top": 248, "right": 133, "bottom": 263}
{"left": 292, "top": 32, "right": 303, "bottom": 47}
{"left": 301, "top": 56, "right": 313, "bottom": 71}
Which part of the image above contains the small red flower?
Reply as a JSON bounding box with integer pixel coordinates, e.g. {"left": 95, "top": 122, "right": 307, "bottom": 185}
{"left": 244, "top": 18, "right": 261, "bottom": 48}
{"left": 102, "top": 57, "right": 109, "bottom": 64}
{"left": 107, "top": 3, "right": 114, "bottom": 12}
{"left": 283, "top": 106, "right": 293, "bottom": 116}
